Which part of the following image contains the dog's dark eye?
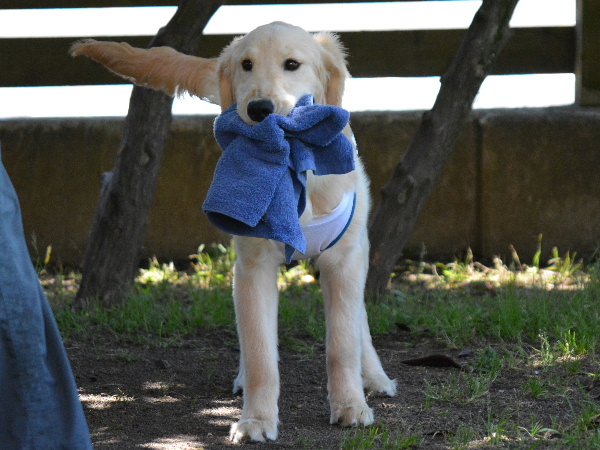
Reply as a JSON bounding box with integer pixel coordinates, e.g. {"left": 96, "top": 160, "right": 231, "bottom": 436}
{"left": 241, "top": 59, "right": 253, "bottom": 72}
{"left": 284, "top": 59, "right": 300, "bottom": 71}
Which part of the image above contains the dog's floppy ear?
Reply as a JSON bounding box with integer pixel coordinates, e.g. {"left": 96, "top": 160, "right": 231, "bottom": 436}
{"left": 217, "top": 60, "right": 234, "bottom": 111}
{"left": 215, "top": 38, "right": 241, "bottom": 111}
{"left": 69, "top": 39, "right": 220, "bottom": 104}
{"left": 313, "top": 32, "right": 349, "bottom": 107}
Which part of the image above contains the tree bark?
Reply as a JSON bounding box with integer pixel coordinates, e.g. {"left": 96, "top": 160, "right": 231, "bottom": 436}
{"left": 366, "top": 0, "right": 519, "bottom": 298}
{"left": 75, "top": 0, "right": 223, "bottom": 306}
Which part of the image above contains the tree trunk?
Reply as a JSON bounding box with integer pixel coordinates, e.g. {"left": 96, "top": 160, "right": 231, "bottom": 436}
{"left": 366, "top": 0, "right": 519, "bottom": 298}
{"left": 75, "top": 0, "right": 223, "bottom": 306}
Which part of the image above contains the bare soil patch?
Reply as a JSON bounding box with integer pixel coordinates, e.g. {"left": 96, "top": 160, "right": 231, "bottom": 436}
{"left": 67, "top": 328, "right": 597, "bottom": 449}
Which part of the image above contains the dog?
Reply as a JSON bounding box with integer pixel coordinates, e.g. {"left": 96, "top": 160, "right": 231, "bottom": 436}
{"left": 70, "top": 21, "right": 396, "bottom": 444}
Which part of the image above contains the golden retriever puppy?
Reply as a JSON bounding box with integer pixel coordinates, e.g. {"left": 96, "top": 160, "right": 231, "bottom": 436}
{"left": 70, "top": 21, "right": 396, "bottom": 444}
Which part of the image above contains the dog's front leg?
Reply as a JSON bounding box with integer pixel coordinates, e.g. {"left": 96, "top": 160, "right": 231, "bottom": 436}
{"left": 229, "top": 237, "right": 281, "bottom": 443}
{"left": 319, "top": 236, "right": 375, "bottom": 427}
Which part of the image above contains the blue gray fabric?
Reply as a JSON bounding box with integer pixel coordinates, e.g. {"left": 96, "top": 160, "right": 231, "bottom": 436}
{"left": 0, "top": 146, "right": 93, "bottom": 450}
{"left": 203, "top": 95, "right": 355, "bottom": 262}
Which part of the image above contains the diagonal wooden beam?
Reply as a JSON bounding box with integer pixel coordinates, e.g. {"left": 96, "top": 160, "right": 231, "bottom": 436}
{"left": 75, "top": 0, "right": 224, "bottom": 306}
{"left": 366, "top": 0, "right": 520, "bottom": 298}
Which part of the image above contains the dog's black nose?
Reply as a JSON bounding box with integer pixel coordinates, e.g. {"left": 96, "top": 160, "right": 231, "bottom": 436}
{"left": 247, "top": 100, "right": 274, "bottom": 123}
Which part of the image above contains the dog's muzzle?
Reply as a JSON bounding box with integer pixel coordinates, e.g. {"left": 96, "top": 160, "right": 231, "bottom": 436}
{"left": 247, "top": 99, "right": 275, "bottom": 122}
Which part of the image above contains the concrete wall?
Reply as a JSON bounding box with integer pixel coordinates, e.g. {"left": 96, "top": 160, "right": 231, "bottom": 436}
{"left": 1, "top": 107, "right": 599, "bottom": 266}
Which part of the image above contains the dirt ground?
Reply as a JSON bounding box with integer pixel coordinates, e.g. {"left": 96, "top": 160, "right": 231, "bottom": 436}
{"left": 67, "top": 329, "right": 595, "bottom": 450}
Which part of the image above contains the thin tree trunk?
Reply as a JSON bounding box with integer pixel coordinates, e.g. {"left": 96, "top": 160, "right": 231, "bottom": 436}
{"left": 366, "top": 0, "right": 519, "bottom": 298}
{"left": 75, "top": 0, "right": 223, "bottom": 306}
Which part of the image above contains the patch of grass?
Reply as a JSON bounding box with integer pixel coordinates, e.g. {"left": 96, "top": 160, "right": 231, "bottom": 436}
{"left": 50, "top": 250, "right": 408, "bottom": 348}
{"left": 396, "top": 252, "right": 600, "bottom": 351}
{"left": 279, "top": 267, "right": 326, "bottom": 346}
{"left": 48, "top": 242, "right": 600, "bottom": 353}
{"left": 365, "top": 295, "right": 408, "bottom": 337}
{"left": 523, "top": 375, "right": 551, "bottom": 398}
{"left": 112, "top": 387, "right": 135, "bottom": 403}
{"left": 428, "top": 347, "right": 506, "bottom": 406}
{"left": 424, "top": 368, "right": 499, "bottom": 408}
{"left": 341, "top": 425, "right": 422, "bottom": 450}
{"left": 51, "top": 245, "right": 238, "bottom": 344}
{"left": 483, "top": 412, "right": 512, "bottom": 446}
{"left": 449, "top": 422, "right": 478, "bottom": 450}
{"left": 518, "top": 417, "right": 560, "bottom": 440}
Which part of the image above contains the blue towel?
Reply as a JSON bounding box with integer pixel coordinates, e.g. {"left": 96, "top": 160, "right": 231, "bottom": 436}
{"left": 203, "top": 95, "right": 355, "bottom": 262}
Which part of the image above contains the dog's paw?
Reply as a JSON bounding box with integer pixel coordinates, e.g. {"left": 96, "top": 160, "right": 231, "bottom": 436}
{"left": 230, "top": 419, "right": 278, "bottom": 444}
{"left": 364, "top": 374, "right": 397, "bottom": 397}
{"left": 330, "top": 401, "right": 374, "bottom": 427}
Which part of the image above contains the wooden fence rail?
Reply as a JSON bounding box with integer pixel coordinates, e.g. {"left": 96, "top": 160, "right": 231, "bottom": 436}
{"left": 4, "top": 0, "right": 438, "bottom": 7}
{"left": 1, "top": 0, "right": 598, "bottom": 105}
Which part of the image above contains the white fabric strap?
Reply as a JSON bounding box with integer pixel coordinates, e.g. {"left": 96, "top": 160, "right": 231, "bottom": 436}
{"left": 289, "top": 191, "right": 356, "bottom": 261}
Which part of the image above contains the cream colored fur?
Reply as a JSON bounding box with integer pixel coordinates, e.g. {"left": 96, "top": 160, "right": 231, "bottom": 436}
{"left": 70, "top": 22, "right": 396, "bottom": 444}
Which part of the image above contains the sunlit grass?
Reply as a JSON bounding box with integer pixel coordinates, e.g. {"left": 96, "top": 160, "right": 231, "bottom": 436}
{"left": 394, "top": 243, "right": 599, "bottom": 352}
{"left": 341, "top": 425, "right": 423, "bottom": 450}
{"left": 43, "top": 241, "right": 599, "bottom": 353}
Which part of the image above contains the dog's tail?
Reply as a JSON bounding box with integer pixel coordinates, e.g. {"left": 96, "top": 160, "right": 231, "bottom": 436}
{"left": 69, "top": 39, "right": 219, "bottom": 104}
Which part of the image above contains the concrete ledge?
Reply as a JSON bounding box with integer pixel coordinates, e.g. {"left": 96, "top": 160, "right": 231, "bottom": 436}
{"left": 0, "top": 107, "right": 598, "bottom": 265}
{"left": 478, "top": 107, "right": 600, "bottom": 260}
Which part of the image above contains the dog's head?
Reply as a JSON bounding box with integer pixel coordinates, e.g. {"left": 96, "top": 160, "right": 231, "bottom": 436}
{"left": 70, "top": 22, "right": 348, "bottom": 124}
{"left": 217, "top": 22, "right": 349, "bottom": 124}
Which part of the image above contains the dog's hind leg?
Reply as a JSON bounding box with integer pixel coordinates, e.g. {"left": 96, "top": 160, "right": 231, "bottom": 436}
{"left": 356, "top": 234, "right": 396, "bottom": 396}
{"left": 229, "top": 236, "right": 281, "bottom": 443}
{"left": 360, "top": 307, "right": 397, "bottom": 396}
